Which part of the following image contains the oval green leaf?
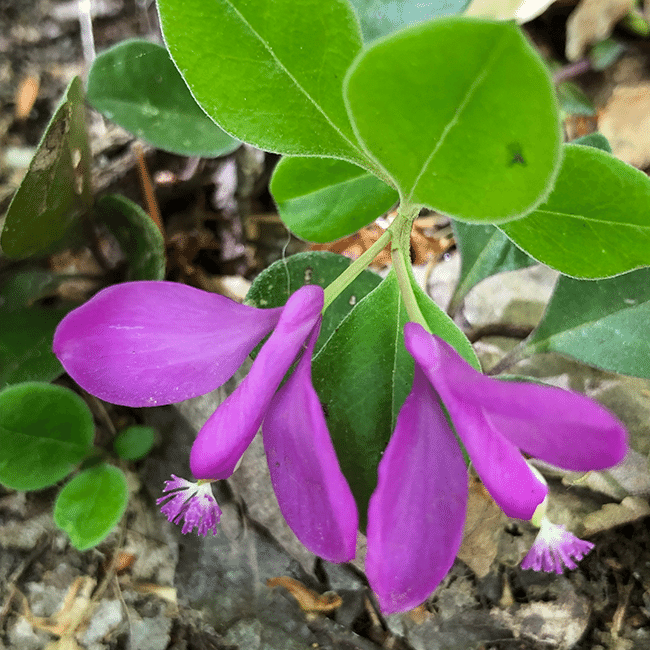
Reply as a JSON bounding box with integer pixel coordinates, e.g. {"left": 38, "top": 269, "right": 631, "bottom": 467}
{"left": 0, "top": 383, "right": 94, "bottom": 491}
{"left": 158, "top": 0, "right": 369, "bottom": 165}
{"left": 1, "top": 77, "right": 92, "bottom": 258}
{"left": 313, "top": 270, "right": 476, "bottom": 526}
{"left": 246, "top": 251, "right": 382, "bottom": 355}
{"left": 113, "top": 425, "right": 156, "bottom": 461}
{"left": 448, "top": 221, "right": 535, "bottom": 314}
{"left": 500, "top": 144, "right": 650, "bottom": 278}
{"left": 96, "top": 194, "right": 166, "bottom": 280}
{"left": 0, "top": 307, "right": 72, "bottom": 388}
{"left": 270, "top": 157, "right": 398, "bottom": 242}
{"left": 54, "top": 464, "right": 128, "bottom": 551}
{"left": 87, "top": 40, "right": 240, "bottom": 157}
{"left": 344, "top": 17, "right": 561, "bottom": 221}
{"left": 522, "top": 268, "right": 650, "bottom": 378}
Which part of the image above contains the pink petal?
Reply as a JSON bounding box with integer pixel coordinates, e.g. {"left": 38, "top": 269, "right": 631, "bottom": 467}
{"left": 53, "top": 281, "right": 282, "bottom": 407}
{"left": 190, "top": 285, "right": 324, "bottom": 479}
{"left": 366, "top": 365, "right": 468, "bottom": 614}
{"left": 404, "top": 323, "right": 628, "bottom": 518}
{"left": 263, "top": 324, "right": 358, "bottom": 563}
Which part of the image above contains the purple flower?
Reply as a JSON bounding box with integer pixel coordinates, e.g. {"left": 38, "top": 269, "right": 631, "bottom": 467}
{"left": 521, "top": 518, "right": 594, "bottom": 573}
{"left": 54, "top": 282, "right": 358, "bottom": 563}
{"left": 157, "top": 475, "right": 221, "bottom": 536}
{"left": 366, "top": 322, "right": 627, "bottom": 614}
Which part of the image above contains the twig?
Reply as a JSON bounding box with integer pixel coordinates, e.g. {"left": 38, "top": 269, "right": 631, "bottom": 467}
{"left": 134, "top": 143, "right": 166, "bottom": 240}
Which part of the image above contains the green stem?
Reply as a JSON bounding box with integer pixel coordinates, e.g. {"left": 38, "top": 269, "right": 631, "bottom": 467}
{"left": 390, "top": 205, "right": 428, "bottom": 329}
{"left": 322, "top": 227, "right": 393, "bottom": 311}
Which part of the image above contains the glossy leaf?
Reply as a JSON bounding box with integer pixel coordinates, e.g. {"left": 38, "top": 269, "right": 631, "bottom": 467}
{"left": 54, "top": 463, "right": 128, "bottom": 550}
{"left": 96, "top": 194, "right": 166, "bottom": 280}
{"left": 349, "top": 0, "right": 469, "bottom": 42}
{"left": 522, "top": 268, "right": 650, "bottom": 378}
{"left": 0, "top": 383, "right": 94, "bottom": 491}
{"left": 1, "top": 77, "right": 92, "bottom": 258}
{"left": 157, "top": 0, "right": 369, "bottom": 165}
{"left": 270, "top": 157, "right": 398, "bottom": 242}
{"left": 448, "top": 221, "right": 535, "bottom": 313}
{"left": 344, "top": 17, "right": 561, "bottom": 221}
{"left": 500, "top": 144, "right": 650, "bottom": 278}
{"left": 113, "top": 425, "right": 156, "bottom": 461}
{"left": 0, "top": 306, "right": 71, "bottom": 388}
{"left": 246, "top": 251, "right": 381, "bottom": 354}
{"left": 0, "top": 269, "right": 61, "bottom": 310}
{"left": 87, "top": 40, "right": 240, "bottom": 157}
{"left": 313, "top": 270, "right": 477, "bottom": 525}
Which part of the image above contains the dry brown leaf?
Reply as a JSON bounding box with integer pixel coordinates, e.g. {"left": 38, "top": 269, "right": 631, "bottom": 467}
{"left": 15, "top": 76, "right": 40, "bottom": 120}
{"left": 599, "top": 84, "right": 650, "bottom": 168}
{"left": 566, "top": 0, "right": 633, "bottom": 60}
{"left": 457, "top": 476, "right": 507, "bottom": 578}
{"left": 582, "top": 496, "right": 650, "bottom": 536}
{"left": 266, "top": 576, "right": 342, "bottom": 613}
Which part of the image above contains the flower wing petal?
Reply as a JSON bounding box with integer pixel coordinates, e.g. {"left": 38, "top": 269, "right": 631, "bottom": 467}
{"left": 190, "top": 285, "right": 324, "bottom": 479}
{"left": 53, "top": 281, "right": 282, "bottom": 406}
{"left": 404, "top": 324, "right": 628, "bottom": 472}
{"left": 366, "top": 365, "right": 468, "bottom": 615}
{"left": 263, "top": 323, "right": 358, "bottom": 563}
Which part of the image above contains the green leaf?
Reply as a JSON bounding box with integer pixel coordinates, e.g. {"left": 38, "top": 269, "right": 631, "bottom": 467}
{"left": 349, "top": 0, "right": 469, "bottom": 42}
{"left": 448, "top": 221, "right": 535, "bottom": 313}
{"left": 113, "top": 425, "right": 156, "bottom": 461}
{"left": 500, "top": 144, "right": 650, "bottom": 278}
{"left": 96, "top": 194, "right": 166, "bottom": 280}
{"left": 1, "top": 77, "right": 92, "bottom": 258}
{"left": 344, "top": 17, "right": 561, "bottom": 221}
{"left": 557, "top": 81, "right": 596, "bottom": 116}
{"left": 521, "top": 268, "right": 650, "bottom": 378}
{"left": 246, "top": 251, "right": 381, "bottom": 354}
{"left": 0, "top": 383, "right": 94, "bottom": 491}
{"left": 0, "top": 269, "right": 61, "bottom": 310}
{"left": 312, "top": 270, "right": 477, "bottom": 526}
{"left": 573, "top": 132, "right": 612, "bottom": 153}
{"left": 54, "top": 463, "right": 128, "bottom": 551}
{"left": 270, "top": 157, "right": 398, "bottom": 242}
{"left": 87, "top": 40, "right": 240, "bottom": 157}
{"left": 157, "top": 0, "right": 369, "bottom": 165}
{"left": 0, "top": 306, "right": 72, "bottom": 388}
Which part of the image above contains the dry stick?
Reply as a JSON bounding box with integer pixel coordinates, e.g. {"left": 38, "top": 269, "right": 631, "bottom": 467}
{"left": 134, "top": 143, "right": 166, "bottom": 240}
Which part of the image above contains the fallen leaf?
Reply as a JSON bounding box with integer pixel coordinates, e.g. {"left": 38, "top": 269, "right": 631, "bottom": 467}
{"left": 599, "top": 84, "right": 650, "bottom": 168}
{"left": 266, "top": 576, "right": 342, "bottom": 613}
{"left": 582, "top": 496, "right": 650, "bottom": 536}
{"left": 566, "top": 0, "right": 633, "bottom": 61}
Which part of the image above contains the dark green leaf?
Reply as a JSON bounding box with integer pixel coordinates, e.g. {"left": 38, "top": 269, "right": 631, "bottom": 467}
{"left": 522, "top": 268, "right": 650, "bottom": 378}
{"left": 0, "top": 269, "right": 61, "bottom": 310}
{"left": 0, "top": 383, "right": 94, "bottom": 491}
{"left": 54, "top": 463, "right": 128, "bottom": 550}
{"left": 500, "top": 144, "right": 650, "bottom": 278}
{"left": 349, "top": 0, "right": 470, "bottom": 42}
{"left": 572, "top": 132, "right": 612, "bottom": 153}
{"left": 96, "top": 194, "right": 166, "bottom": 280}
{"left": 246, "top": 251, "right": 382, "bottom": 355}
{"left": 158, "top": 0, "right": 370, "bottom": 165}
{"left": 0, "top": 306, "right": 72, "bottom": 388}
{"left": 113, "top": 425, "right": 156, "bottom": 461}
{"left": 557, "top": 81, "right": 596, "bottom": 116}
{"left": 344, "top": 18, "right": 561, "bottom": 221}
{"left": 449, "top": 221, "right": 535, "bottom": 314}
{"left": 270, "top": 157, "right": 398, "bottom": 242}
{"left": 1, "top": 77, "right": 92, "bottom": 258}
{"left": 87, "top": 40, "right": 240, "bottom": 157}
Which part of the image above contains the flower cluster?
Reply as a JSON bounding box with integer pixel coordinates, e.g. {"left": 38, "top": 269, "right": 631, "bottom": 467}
{"left": 53, "top": 281, "right": 628, "bottom": 614}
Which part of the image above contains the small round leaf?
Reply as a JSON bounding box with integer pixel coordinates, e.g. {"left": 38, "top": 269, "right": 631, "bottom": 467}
{"left": 54, "top": 463, "right": 128, "bottom": 551}
{"left": 113, "top": 425, "right": 156, "bottom": 461}
{"left": 0, "top": 383, "right": 94, "bottom": 491}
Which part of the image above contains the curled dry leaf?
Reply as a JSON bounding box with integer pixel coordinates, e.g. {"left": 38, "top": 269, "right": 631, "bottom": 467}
{"left": 566, "top": 0, "right": 633, "bottom": 60}
{"left": 266, "top": 576, "right": 343, "bottom": 613}
{"left": 599, "top": 84, "right": 650, "bottom": 168}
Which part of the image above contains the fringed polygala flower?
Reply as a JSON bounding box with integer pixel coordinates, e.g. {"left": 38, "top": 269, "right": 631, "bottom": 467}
{"left": 366, "top": 322, "right": 628, "bottom": 614}
{"left": 53, "top": 281, "right": 358, "bottom": 562}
